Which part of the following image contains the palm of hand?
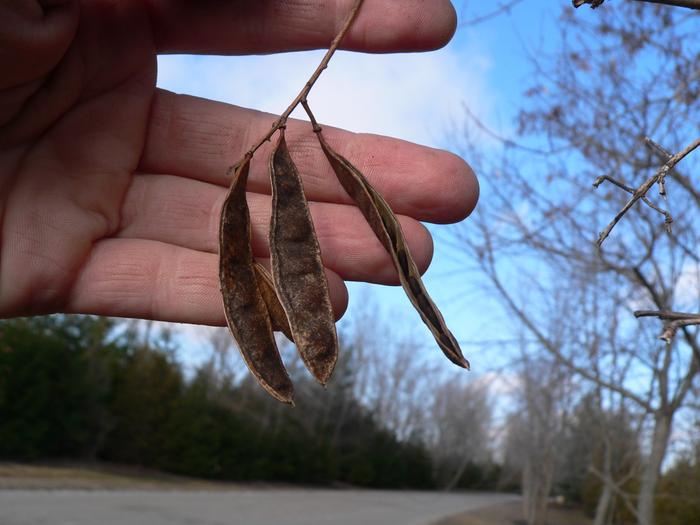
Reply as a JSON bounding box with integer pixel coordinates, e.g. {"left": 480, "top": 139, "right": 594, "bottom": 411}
{"left": 0, "top": 1, "right": 477, "bottom": 326}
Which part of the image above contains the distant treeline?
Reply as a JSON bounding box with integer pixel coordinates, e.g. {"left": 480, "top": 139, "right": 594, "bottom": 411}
{"left": 0, "top": 315, "right": 489, "bottom": 489}
{"left": 1, "top": 314, "right": 699, "bottom": 525}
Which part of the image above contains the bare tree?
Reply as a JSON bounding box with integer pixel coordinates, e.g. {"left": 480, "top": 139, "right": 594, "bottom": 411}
{"left": 500, "top": 352, "right": 576, "bottom": 525}
{"left": 427, "top": 375, "right": 493, "bottom": 490}
{"left": 454, "top": 3, "right": 700, "bottom": 524}
{"left": 559, "top": 389, "right": 643, "bottom": 525}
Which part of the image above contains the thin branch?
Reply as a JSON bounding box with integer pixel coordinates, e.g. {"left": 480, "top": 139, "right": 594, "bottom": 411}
{"left": 635, "top": 310, "right": 700, "bottom": 321}
{"left": 574, "top": 0, "right": 700, "bottom": 9}
{"left": 593, "top": 175, "right": 673, "bottom": 227}
{"left": 635, "top": 310, "right": 700, "bottom": 343}
{"left": 594, "top": 137, "right": 700, "bottom": 246}
{"left": 646, "top": 138, "right": 700, "bottom": 208}
{"left": 460, "top": 0, "right": 525, "bottom": 26}
{"left": 231, "top": 0, "right": 365, "bottom": 164}
{"left": 462, "top": 104, "right": 562, "bottom": 156}
{"left": 631, "top": 0, "right": 700, "bottom": 8}
{"left": 477, "top": 251, "right": 655, "bottom": 412}
{"left": 644, "top": 138, "right": 671, "bottom": 198}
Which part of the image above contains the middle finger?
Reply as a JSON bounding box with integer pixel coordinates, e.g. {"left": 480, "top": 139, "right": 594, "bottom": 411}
{"left": 117, "top": 173, "right": 434, "bottom": 284}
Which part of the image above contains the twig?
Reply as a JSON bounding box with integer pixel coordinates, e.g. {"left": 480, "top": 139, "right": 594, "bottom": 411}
{"left": 462, "top": 104, "right": 560, "bottom": 156}
{"left": 593, "top": 175, "right": 673, "bottom": 227}
{"left": 460, "top": 0, "right": 525, "bottom": 26}
{"left": 300, "top": 99, "right": 321, "bottom": 132}
{"left": 232, "top": 0, "right": 365, "bottom": 163}
{"left": 574, "top": 0, "right": 700, "bottom": 9}
{"left": 646, "top": 137, "right": 700, "bottom": 207}
{"left": 635, "top": 310, "right": 700, "bottom": 321}
{"left": 573, "top": 0, "right": 605, "bottom": 7}
{"left": 635, "top": 310, "right": 700, "bottom": 343}
{"left": 631, "top": 0, "right": 700, "bottom": 8}
{"left": 644, "top": 137, "right": 673, "bottom": 197}
{"left": 594, "top": 137, "right": 700, "bottom": 246}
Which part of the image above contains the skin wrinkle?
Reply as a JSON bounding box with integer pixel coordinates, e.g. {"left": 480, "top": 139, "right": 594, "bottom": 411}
{"left": 209, "top": 191, "right": 226, "bottom": 253}
{"left": 48, "top": 115, "right": 146, "bottom": 236}
{"left": 353, "top": 0, "right": 370, "bottom": 50}
{"left": 146, "top": 87, "right": 172, "bottom": 154}
{"left": 0, "top": 80, "right": 44, "bottom": 128}
{"left": 73, "top": 4, "right": 154, "bottom": 101}
{"left": 121, "top": 171, "right": 146, "bottom": 235}
{"left": 173, "top": 255, "right": 221, "bottom": 313}
{"left": 51, "top": 65, "right": 154, "bottom": 302}
{"left": 159, "top": 193, "right": 211, "bottom": 233}
{"left": 7, "top": 206, "right": 79, "bottom": 313}
{"left": 5, "top": 1, "right": 43, "bottom": 19}
{"left": 233, "top": 102, "right": 254, "bottom": 168}
{"left": 0, "top": 0, "right": 78, "bottom": 90}
{"left": 0, "top": 146, "right": 25, "bottom": 302}
{"left": 151, "top": 243, "right": 168, "bottom": 318}
{"left": 148, "top": 0, "right": 454, "bottom": 53}
{"left": 0, "top": 47, "right": 83, "bottom": 147}
{"left": 279, "top": 1, "right": 329, "bottom": 41}
{"left": 118, "top": 175, "right": 209, "bottom": 247}
{"left": 76, "top": 242, "right": 162, "bottom": 316}
{"left": 163, "top": 97, "right": 237, "bottom": 166}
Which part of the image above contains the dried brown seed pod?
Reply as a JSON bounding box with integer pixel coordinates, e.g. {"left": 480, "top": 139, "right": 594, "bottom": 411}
{"left": 269, "top": 131, "right": 339, "bottom": 385}
{"left": 219, "top": 159, "right": 294, "bottom": 404}
{"left": 253, "top": 262, "right": 293, "bottom": 341}
{"left": 315, "top": 130, "right": 469, "bottom": 370}
{"left": 218, "top": 0, "right": 469, "bottom": 403}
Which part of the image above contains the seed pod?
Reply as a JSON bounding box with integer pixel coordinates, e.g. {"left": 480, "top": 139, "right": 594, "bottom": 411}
{"left": 315, "top": 131, "right": 469, "bottom": 369}
{"left": 219, "top": 158, "right": 294, "bottom": 403}
{"left": 269, "top": 131, "right": 338, "bottom": 385}
{"left": 253, "top": 262, "right": 293, "bottom": 341}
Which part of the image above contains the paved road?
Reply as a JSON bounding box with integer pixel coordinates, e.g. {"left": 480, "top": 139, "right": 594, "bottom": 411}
{"left": 0, "top": 489, "right": 518, "bottom": 525}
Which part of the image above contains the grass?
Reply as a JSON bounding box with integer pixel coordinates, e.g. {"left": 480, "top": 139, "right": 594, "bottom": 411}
{"left": 0, "top": 462, "right": 243, "bottom": 491}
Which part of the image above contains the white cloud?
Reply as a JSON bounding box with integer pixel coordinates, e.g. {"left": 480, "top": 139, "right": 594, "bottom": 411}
{"left": 156, "top": 43, "right": 493, "bottom": 149}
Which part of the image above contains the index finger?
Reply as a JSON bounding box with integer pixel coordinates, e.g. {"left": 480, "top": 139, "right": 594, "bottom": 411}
{"left": 149, "top": 0, "right": 457, "bottom": 54}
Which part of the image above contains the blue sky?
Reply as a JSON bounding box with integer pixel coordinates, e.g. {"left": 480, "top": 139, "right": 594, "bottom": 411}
{"left": 154, "top": 1, "right": 576, "bottom": 374}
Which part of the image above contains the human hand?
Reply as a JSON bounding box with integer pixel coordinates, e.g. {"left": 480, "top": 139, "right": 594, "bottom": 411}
{"left": 0, "top": 0, "right": 478, "bottom": 325}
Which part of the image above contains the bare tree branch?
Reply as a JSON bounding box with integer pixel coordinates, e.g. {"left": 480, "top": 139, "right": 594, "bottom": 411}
{"left": 645, "top": 138, "right": 700, "bottom": 208}
{"left": 462, "top": 104, "right": 561, "bottom": 156}
{"left": 594, "top": 137, "right": 700, "bottom": 246}
{"left": 593, "top": 174, "right": 673, "bottom": 228}
{"left": 574, "top": 0, "right": 700, "bottom": 9}
{"left": 631, "top": 0, "right": 700, "bottom": 8}
{"left": 478, "top": 253, "right": 656, "bottom": 412}
{"left": 635, "top": 310, "right": 700, "bottom": 343}
{"left": 460, "top": 0, "right": 526, "bottom": 26}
